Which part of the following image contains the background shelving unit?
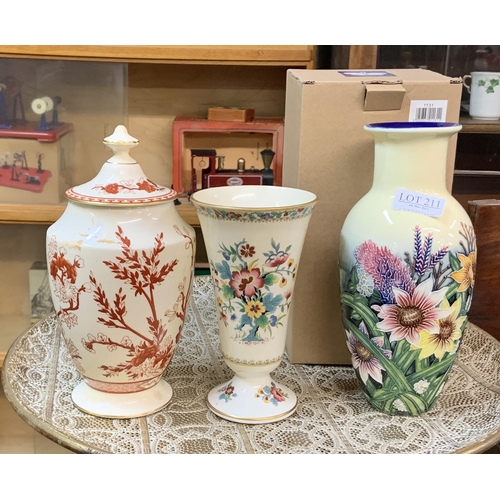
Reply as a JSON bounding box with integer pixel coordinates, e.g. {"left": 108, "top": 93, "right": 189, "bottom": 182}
{"left": 0, "top": 45, "right": 315, "bottom": 367}
{"left": 4, "top": 45, "right": 499, "bottom": 365}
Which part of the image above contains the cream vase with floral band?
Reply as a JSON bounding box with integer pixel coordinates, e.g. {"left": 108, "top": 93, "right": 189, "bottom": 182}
{"left": 339, "top": 122, "right": 476, "bottom": 416}
{"left": 191, "top": 185, "right": 316, "bottom": 424}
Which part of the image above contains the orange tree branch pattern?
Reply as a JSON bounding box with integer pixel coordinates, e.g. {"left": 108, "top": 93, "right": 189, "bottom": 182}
{"left": 164, "top": 225, "right": 196, "bottom": 345}
{"left": 87, "top": 225, "right": 181, "bottom": 380}
{"left": 47, "top": 235, "right": 92, "bottom": 330}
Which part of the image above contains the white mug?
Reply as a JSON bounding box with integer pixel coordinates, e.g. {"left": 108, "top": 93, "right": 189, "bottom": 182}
{"left": 464, "top": 71, "right": 500, "bottom": 120}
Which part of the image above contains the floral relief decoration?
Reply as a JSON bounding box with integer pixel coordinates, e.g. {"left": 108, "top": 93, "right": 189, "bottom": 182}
{"left": 341, "top": 223, "right": 476, "bottom": 415}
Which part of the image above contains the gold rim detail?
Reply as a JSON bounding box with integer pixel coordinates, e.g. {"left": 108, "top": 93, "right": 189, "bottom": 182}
{"left": 207, "top": 398, "right": 298, "bottom": 422}
{"left": 222, "top": 354, "right": 283, "bottom": 366}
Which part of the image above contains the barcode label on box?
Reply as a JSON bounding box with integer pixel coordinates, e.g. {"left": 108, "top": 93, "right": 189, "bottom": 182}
{"left": 409, "top": 100, "right": 448, "bottom": 122}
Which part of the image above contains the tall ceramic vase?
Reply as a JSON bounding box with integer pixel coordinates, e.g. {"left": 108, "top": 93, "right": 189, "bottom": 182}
{"left": 46, "top": 125, "right": 196, "bottom": 418}
{"left": 339, "top": 122, "right": 476, "bottom": 416}
{"left": 191, "top": 186, "right": 317, "bottom": 424}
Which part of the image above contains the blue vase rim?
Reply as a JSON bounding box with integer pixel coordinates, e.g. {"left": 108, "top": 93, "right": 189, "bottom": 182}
{"left": 365, "top": 121, "right": 461, "bottom": 129}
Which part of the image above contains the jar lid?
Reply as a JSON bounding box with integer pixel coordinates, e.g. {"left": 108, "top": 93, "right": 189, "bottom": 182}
{"left": 65, "top": 125, "right": 177, "bottom": 205}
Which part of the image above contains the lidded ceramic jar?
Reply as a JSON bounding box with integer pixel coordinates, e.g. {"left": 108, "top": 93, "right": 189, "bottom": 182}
{"left": 46, "top": 125, "right": 196, "bottom": 418}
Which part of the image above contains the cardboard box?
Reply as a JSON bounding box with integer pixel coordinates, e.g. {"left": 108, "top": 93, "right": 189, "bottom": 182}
{"left": 283, "top": 68, "right": 462, "bottom": 365}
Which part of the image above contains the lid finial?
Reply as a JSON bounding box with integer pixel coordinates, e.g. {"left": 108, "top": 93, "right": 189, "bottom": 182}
{"left": 103, "top": 125, "right": 138, "bottom": 164}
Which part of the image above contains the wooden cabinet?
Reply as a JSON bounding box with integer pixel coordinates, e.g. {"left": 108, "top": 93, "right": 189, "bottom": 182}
{"left": 318, "top": 45, "right": 500, "bottom": 207}
{"left": 0, "top": 45, "right": 315, "bottom": 366}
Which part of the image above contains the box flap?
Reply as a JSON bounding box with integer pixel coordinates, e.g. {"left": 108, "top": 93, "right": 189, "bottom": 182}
{"left": 363, "top": 83, "right": 406, "bottom": 111}
{"left": 288, "top": 68, "right": 456, "bottom": 85}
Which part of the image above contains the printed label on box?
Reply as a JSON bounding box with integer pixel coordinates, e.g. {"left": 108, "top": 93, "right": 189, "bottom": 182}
{"left": 409, "top": 100, "right": 448, "bottom": 122}
{"left": 393, "top": 188, "right": 446, "bottom": 217}
{"left": 338, "top": 71, "right": 396, "bottom": 77}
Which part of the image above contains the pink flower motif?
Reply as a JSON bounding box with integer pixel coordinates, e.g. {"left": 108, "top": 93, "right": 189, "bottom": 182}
{"left": 372, "top": 279, "right": 451, "bottom": 347}
{"left": 270, "top": 385, "right": 287, "bottom": 402}
{"left": 265, "top": 251, "right": 289, "bottom": 267}
{"left": 346, "top": 323, "right": 392, "bottom": 385}
{"left": 355, "top": 240, "right": 414, "bottom": 303}
{"left": 229, "top": 268, "right": 264, "bottom": 298}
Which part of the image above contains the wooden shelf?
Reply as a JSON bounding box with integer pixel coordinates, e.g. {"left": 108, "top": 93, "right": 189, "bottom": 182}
{"left": 0, "top": 45, "right": 300, "bottom": 366}
{"left": 0, "top": 201, "right": 200, "bottom": 226}
{"left": 459, "top": 116, "right": 500, "bottom": 134}
{"left": 175, "top": 201, "right": 200, "bottom": 226}
{"left": 0, "top": 204, "right": 65, "bottom": 224}
{"left": 0, "top": 45, "right": 314, "bottom": 67}
{"left": 0, "top": 46, "right": 305, "bottom": 228}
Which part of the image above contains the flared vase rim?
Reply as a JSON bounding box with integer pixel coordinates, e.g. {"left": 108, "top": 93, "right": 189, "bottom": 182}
{"left": 365, "top": 121, "right": 462, "bottom": 132}
{"left": 190, "top": 185, "right": 318, "bottom": 212}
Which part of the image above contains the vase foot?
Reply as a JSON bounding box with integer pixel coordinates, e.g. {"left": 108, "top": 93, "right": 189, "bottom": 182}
{"left": 71, "top": 379, "right": 173, "bottom": 418}
{"left": 207, "top": 375, "right": 297, "bottom": 424}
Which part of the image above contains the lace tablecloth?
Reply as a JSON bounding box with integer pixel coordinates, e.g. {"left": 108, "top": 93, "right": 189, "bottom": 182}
{"left": 3, "top": 276, "right": 500, "bottom": 454}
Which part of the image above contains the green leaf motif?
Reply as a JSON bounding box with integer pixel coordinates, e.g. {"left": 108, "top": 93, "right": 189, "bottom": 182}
{"left": 372, "top": 388, "right": 399, "bottom": 402}
{"left": 264, "top": 273, "right": 279, "bottom": 286}
{"left": 256, "top": 315, "right": 269, "bottom": 328}
{"left": 399, "top": 393, "right": 428, "bottom": 415}
{"left": 478, "top": 79, "right": 486, "bottom": 86}
{"left": 449, "top": 252, "right": 461, "bottom": 272}
{"left": 354, "top": 294, "right": 368, "bottom": 306}
{"left": 222, "top": 284, "right": 234, "bottom": 301}
{"left": 445, "top": 281, "right": 459, "bottom": 301}
{"left": 351, "top": 310, "right": 362, "bottom": 321}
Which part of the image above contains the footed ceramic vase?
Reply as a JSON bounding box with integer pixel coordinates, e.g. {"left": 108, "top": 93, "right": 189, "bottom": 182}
{"left": 46, "top": 125, "right": 195, "bottom": 418}
{"left": 339, "top": 122, "right": 476, "bottom": 416}
{"left": 191, "top": 186, "right": 316, "bottom": 424}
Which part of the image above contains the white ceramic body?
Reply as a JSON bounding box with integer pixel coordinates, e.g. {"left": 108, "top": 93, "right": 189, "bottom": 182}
{"left": 191, "top": 186, "right": 316, "bottom": 423}
{"left": 46, "top": 200, "right": 195, "bottom": 412}
{"left": 464, "top": 71, "right": 500, "bottom": 120}
{"left": 339, "top": 122, "right": 476, "bottom": 416}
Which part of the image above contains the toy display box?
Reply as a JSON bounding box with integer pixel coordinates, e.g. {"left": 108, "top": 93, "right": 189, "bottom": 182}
{"left": 0, "top": 122, "right": 74, "bottom": 205}
{"left": 283, "top": 68, "right": 463, "bottom": 365}
{"left": 172, "top": 116, "right": 283, "bottom": 197}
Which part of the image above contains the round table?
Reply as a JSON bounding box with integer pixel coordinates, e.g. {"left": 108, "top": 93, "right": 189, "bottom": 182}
{"left": 3, "top": 276, "right": 500, "bottom": 454}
